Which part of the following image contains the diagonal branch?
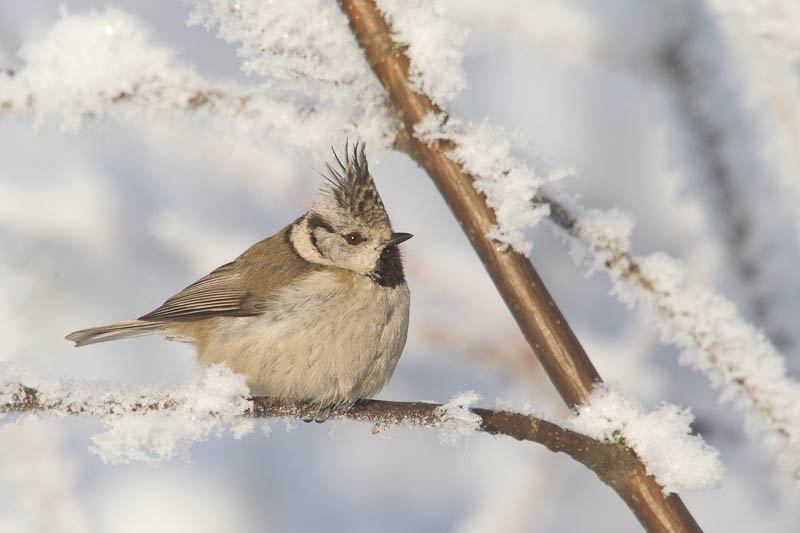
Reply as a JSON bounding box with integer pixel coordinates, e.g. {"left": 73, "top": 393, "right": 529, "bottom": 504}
{"left": 337, "top": 1, "right": 701, "bottom": 531}
{"left": 339, "top": 0, "right": 599, "bottom": 409}
{"left": 537, "top": 192, "right": 800, "bottom": 465}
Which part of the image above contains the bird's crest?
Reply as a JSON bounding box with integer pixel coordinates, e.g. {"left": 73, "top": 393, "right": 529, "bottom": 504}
{"left": 322, "top": 142, "right": 390, "bottom": 228}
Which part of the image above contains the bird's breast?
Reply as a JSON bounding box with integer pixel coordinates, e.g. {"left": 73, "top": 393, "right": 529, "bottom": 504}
{"left": 190, "top": 269, "right": 410, "bottom": 406}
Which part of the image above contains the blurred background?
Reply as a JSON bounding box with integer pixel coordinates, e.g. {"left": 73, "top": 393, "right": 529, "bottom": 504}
{"left": 1, "top": 1, "right": 799, "bottom": 531}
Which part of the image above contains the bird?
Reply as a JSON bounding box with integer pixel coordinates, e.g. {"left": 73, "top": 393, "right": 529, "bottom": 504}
{"left": 66, "top": 143, "right": 412, "bottom": 414}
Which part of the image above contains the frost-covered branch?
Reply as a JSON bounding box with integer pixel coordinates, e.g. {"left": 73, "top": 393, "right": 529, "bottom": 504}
{"left": 338, "top": 1, "right": 700, "bottom": 531}
{"left": 4, "top": 380, "right": 570, "bottom": 449}
{"left": 1, "top": 377, "right": 710, "bottom": 510}
{"left": 707, "top": 1, "right": 800, "bottom": 251}
{"left": 536, "top": 191, "right": 800, "bottom": 477}
{"left": 0, "top": 65, "right": 313, "bottom": 130}
{"left": 348, "top": 0, "right": 800, "bottom": 484}
{"left": 341, "top": 0, "right": 600, "bottom": 408}
{"left": 658, "top": 20, "right": 800, "bottom": 354}
{"left": 0, "top": 8, "right": 395, "bottom": 150}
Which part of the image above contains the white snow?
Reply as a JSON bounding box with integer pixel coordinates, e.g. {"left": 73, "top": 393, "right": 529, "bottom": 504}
{"left": 12, "top": 8, "right": 184, "bottom": 128}
{"left": 568, "top": 384, "right": 723, "bottom": 494}
{"left": 89, "top": 364, "right": 254, "bottom": 464}
{"left": 572, "top": 206, "right": 800, "bottom": 479}
{"left": 187, "top": 0, "right": 397, "bottom": 150}
{"left": 0, "top": 6, "right": 394, "bottom": 153}
{"left": 572, "top": 207, "right": 636, "bottom": 273}
{"left": 416, "top": 112, "right": 572, "bottom": 254}
{"left": 376, "top": 0, "right": 467, "bottom": 105}
{"left": 1, "top": 363, "right": 254, "bottom": 465}
{"left": 436, "top": 390, "right": 483, "bottom": 446}
{"left": 707, "top": 0, "right": 800, "bottom": 245}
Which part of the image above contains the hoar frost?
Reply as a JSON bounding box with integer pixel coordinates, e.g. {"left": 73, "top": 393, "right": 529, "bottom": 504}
{"left": 436, "top": 390, "right": 482, "bottom": 446}
{"left": 11, "top": 8, "right": 184, "bottom": 128}
{"left": 1, "top": 6, "right": 394, "bottom": 152}
{"left": 1, "top": 362, "right": 256, "bottom": 464}
{"left": 376, "top": 0, "right": 467, "bottom": 105}
{"left": 188, "top": 0, "right": 396, "bottom": 148}
{"left": 568, "top": 384, "right": 723, "bottom": 494}
{"left": 573, "top": 206, "right": 800, "bottom": 478}
{"left": 90, "top": 364, "right": 254, "bottom": 464}
{"left": 415, "top": 112, "right": 573, "bottom": 255}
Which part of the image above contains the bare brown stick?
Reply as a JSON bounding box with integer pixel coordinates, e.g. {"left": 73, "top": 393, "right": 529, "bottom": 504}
{"left": 1, "top": 383, "right": 658, "bottom": 501}
{"left": 337, "top": 1, "right": 701, "bottom": 531}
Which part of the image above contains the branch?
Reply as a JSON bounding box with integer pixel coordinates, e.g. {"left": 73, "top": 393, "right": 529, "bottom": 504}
{"left": 0, "top": 68, "right": 355, "bottom": 139}
{"left": 0, "top": 8, "right": 395, "bottom": 150}
{"left": 2, "top": 382, "right": 658, "bottom": 504}
{"left": 661, "top": 35, "right": 797, "bottom": 352}
{"left": 339, "top": 0, "right": 598, "bottom": 409}
{"left": 337, "top": 1, "right": 701, "bottom": 531}
{"left": 536, "top": 192, "right": 800, "bottom": 468}
{"left": 0, "top": 69, "right": 246, "bottom": 115}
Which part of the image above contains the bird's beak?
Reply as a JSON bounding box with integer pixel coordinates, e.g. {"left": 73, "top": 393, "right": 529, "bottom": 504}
{"left": 386, "top": 232, "right": 413, "bottom": 246}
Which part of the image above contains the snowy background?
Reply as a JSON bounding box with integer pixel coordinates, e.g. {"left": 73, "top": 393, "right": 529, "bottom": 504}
{"left": 2, "top": 1, "right": 800, "bottom": 531}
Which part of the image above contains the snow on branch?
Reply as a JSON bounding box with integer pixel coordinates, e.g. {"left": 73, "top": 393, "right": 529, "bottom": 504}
{"left": 569, "top": 384, "right": 722, "bottom": 494}
{"left": 415, "top": 112, "right": 572, "bottom": 255}
{"left": 539, "top": 192, "right": 800, "bottom": 478}
{"left": 340, "top": 3, "right": 703, "bottom": 527}
{"left": 0, "top": 364, "right": 254, "bottom": 465}
{"left": 375, "top": 0, "right": 467, "bottom": 106}
{"left": 707, "top": 0, "right": 800, "bottom": 243}
{"left": 0, "top": 364, "right": 720, "bottom": 496}
{"left": 186, "top": 0, "right": 396, "bottom": 145}
{"left": 657, "top": 11, "right": 800, "bottom": 357}
{"left": 0, "top": 7, "right": 395, "bottom": 150}
{"left": 0, "top": 369, "right": 578, "bottom": 461}
{"left": 338, "top": 0, "right": 799, "bottom": 481}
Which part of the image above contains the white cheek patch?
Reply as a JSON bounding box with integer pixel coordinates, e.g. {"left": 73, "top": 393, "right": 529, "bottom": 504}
{"left": 291, "top": 219, "right": 334, "bottom": 267}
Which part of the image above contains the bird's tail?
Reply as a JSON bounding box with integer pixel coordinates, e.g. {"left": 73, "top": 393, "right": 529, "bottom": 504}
{"left": 65, "top": 320, "right": 165, "bottom": 347}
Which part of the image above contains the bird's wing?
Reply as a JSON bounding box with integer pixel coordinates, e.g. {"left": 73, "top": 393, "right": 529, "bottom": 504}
{"left": 138, "top": 223, "right": 321, "bottom": 322}
{"left": 138, "top": 261, "right": 265, "bottom": 321}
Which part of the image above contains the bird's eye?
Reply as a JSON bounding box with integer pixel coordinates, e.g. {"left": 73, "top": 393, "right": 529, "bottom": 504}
{"left": 345, "top": 232, "right": 363, "bottom": 245}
